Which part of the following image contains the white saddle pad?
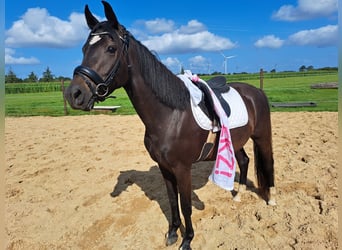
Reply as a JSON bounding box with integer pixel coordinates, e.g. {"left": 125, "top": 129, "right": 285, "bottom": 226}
{"left": 191, "top": 87, "right": 248, "bottom": 130}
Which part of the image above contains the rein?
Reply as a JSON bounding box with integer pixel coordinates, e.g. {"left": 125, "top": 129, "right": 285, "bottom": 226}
{"left": 73, "top": 30, "right": 130, "bottom": 102}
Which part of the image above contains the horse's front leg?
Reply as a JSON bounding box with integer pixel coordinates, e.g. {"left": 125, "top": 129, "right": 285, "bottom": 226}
{"left": 159, "top": 166, "right": 181, "bottom": 246}
{"left": 175, "top": 167, "right": 194, "bottom": 250}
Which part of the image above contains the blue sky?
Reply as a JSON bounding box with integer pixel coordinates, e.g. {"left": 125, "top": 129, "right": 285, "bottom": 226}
{"left": 5, "top": 0, "right": 338, "bottom": 79}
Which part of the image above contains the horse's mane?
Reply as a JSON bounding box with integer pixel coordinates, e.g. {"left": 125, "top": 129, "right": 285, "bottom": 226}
{"left": 129, "top": 33, "right": 190, "bottom": 110}
{"left": 90, "top": 22, "right": 190, "bottom": 110}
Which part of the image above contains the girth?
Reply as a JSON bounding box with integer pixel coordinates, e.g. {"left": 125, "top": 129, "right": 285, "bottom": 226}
{"left": 196, "top": 127, "right": 218, "bottom": 162}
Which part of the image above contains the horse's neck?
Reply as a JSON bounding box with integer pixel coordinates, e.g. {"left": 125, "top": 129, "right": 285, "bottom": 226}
{"left": 123, "top": 41, "right": 190, "bottom": 128}
{"left": 124, "top": 74, "right": 171, "bottom": 128}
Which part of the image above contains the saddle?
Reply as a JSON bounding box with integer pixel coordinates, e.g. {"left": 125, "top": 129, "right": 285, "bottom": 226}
{"left": 195, "top": 76, "right": 231, "bottom": 122}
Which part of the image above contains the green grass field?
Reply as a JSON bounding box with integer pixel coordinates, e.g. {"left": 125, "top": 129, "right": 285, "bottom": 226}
{"left": 5, "top": 73, "right": 338, "bottom": 116}
{"left": 234, "top": 74, "right": 338, "bottom": 112}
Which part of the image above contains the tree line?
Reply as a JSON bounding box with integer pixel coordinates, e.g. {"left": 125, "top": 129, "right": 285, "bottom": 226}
{"left": 5, "top": 65, "right": 337, "bottom": 83}
{"left": 5, "top": 67, "right": 71, "bottom": 83}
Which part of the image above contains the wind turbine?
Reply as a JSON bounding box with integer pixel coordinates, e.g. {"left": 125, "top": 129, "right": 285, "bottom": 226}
{"left": 220, "top": 52, "right": 236, "bottom": 75}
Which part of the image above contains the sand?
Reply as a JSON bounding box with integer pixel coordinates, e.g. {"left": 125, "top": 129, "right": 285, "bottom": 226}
{"left": 5, "top": 112, "right": 338, "bottom": 249}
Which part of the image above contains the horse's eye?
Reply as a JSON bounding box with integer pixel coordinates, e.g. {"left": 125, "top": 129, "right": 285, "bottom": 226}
{"left": 107, "top": 46, "right": 116, "bottom": 54}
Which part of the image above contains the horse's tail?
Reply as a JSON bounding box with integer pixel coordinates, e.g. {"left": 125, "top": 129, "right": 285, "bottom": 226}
{"left": 253, "top": 142, "right": 273, "bottom": 200}
{"left": 253, "top": 89, "right": 275, "bottom": 202}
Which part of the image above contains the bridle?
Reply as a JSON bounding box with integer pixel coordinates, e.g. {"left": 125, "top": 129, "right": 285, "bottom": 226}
{"left": 73, "top": 30, "right": 130, "bottom": 103}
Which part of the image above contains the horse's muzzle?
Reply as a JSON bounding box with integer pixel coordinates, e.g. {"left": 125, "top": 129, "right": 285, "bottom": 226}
{"left": 64, "top": 80, "right": 94, "bottom": 111}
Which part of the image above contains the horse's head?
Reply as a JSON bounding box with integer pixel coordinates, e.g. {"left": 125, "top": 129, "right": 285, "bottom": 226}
{"left": 65, "top": 1, "right": 130, "bottom": 110}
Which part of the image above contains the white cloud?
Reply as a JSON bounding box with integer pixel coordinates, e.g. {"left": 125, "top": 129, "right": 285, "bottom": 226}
{"left": 255, "top": 25, "right": 337, "bottom": 49}
{"left": 5, "top": 48, "right": 40, "bottom": 65}
{"left": 162, "top": 55, "right": 209, "bottom": 73}
{"left": 143, "top": 31, "right": 236, "bottom": 54}
{"left": 188, "top": 55, "right": 209, "bottom": 72}
{"left": 132, "top": 18, "right": 236, "bottom": 54}
{"left": 162, "top": 57, "right": 181, "bottom": 68}
{"left": 189, "top": 56, "right": 207, "bottom": 66}
{"left": 143, "top": 18, "right": 175, "bottom": 34}
{"left": 288, "top": 25, "right": 338, "bottom": 47}
{"left": 142, "top": 31, "right": 236, "bottom": 54}
{"left": 272, "top": 0, "right": 338, "bottom": 21}
{"left": 5, "top": 8, "right": 88, "bottom": 48}
{"left": 254, "top": 35, "right": 285, "bottom": 48}
{"left": 189, "top": 55, "right": 207, "bottom": 65}
{"left": 179, "top": 20, "right": 206, "bottom": 34}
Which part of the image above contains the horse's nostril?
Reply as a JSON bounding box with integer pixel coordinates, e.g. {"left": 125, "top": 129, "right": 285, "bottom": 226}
{"left": 73, "top": 88, "right": 82, "bottom": 99}
{"left": 69, "top": 86, "right": 85, "bottom": 106}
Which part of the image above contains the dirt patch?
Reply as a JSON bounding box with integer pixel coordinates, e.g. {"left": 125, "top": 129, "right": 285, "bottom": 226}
{"left": 5, "top": 112, "right": 338, "bottom": 249}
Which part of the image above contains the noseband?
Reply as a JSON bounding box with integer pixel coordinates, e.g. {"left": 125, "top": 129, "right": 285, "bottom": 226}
{"left": 73, "top": 30, "right": 130, "bottom": 102}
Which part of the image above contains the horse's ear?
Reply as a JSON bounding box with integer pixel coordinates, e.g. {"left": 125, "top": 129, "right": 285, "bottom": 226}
{"left": 85, "top": 4, "right": 99, "bottom": 29}
{"left": 102, "top": 1, "right": 119, "bottom": 30}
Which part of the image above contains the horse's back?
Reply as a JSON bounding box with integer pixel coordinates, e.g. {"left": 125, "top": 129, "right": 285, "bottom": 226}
{"left": 228, "top": 81, "right": 268, "bottom": 100}
{"left": 228, "top": 81, "right": 270, "bottom": 113}
{"left": 228, "top": 82, "right": 271, "bottom": 139}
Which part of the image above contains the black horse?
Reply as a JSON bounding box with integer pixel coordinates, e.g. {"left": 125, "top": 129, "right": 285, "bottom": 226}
{"left": 64, "top": 2, "right": 276, "bottom": 249}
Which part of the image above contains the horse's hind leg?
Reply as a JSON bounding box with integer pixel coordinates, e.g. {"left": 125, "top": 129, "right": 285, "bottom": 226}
{"left": 159, "top": 166, "right": 181, "bottom": 246}
{"left": 233, "top": 148, "right": 249, "bottom": 202}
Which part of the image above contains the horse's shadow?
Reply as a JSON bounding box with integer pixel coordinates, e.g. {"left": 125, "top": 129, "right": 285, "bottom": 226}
{"left": 110, "top": 162, "right": 256, "bottom": 224}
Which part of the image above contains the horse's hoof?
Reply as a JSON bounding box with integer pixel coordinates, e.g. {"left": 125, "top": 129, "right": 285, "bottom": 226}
{"left": 268, "top": 199, "right": 277, "bottom": 206}
{"left": 233, "top": 193, "right": 242, "bottom": 202}
{"left": 165, "top": 232, "right": 178, "bottom": 246}
{"left": 179, "top": 247, "right": 192, "bottom": 250}
{"left": 233, "top": 184, "right": 246, "bottom": 202}
{"left": 179, "top": 244, "right": 192, "bottom": 250}
{"left": 268, "top": 187, "right": 276, "bottom": 206}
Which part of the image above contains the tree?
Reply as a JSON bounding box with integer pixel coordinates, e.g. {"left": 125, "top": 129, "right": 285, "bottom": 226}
{"left": 40, "top": 67, "right": 55, "bottom": 82}
{"left": 307, "top": 65, "right": 314, "bottom": 71}
{"left": 56, "top": 76, "right": 71, "bottom": 82}
{"left": 25, "top": 71, "right": 38, "bottom": 83}
{"left": 5, "top": 68, "right": 21, "bottom": 83}
{"left": 299, "top": 65, "right": 306, "bottom": 72}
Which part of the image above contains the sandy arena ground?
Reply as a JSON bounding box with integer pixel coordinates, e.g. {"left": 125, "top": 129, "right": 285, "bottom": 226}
{"left": 5, "top": 112, "right": 338, "bottom": 249}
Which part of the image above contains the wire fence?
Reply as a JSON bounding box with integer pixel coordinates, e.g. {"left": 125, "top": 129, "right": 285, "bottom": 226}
{"left": 5, "top": 71, "right": 338, "bottom": 116}
{"left": 5, "top": 82, "right": 69, "bottom": 94}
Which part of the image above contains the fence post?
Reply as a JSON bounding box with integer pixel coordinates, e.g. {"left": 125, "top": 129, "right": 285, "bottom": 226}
{"left": 259, "top": 68, "right": 264, "bottom": 89}
{"left": 61, "top": 80, "right": 68, "bottom": 115}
